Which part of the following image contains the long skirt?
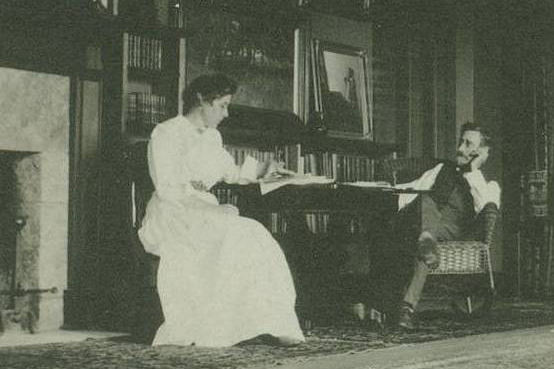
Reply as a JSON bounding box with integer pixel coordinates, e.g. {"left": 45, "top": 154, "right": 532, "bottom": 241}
{"left": 139, "top": 196, "right": 305, "bottom": 347}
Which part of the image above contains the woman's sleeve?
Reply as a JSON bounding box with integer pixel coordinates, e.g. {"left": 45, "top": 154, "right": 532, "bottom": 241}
{"left": 148, "top": 126, "right": 193, "bottom": 201}
{"left": 209, "top": 130, "right": 241, "bottom": 183}
{"left": 221, "top": 148, "right": 241, "bottom": 183}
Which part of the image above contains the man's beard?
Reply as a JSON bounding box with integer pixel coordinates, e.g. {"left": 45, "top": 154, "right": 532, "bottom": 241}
{"left": 456, "top": 154, "right": 468, "bottom": 165}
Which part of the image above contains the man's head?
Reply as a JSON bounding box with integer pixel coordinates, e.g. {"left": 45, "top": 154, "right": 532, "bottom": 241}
{"left": 456, "top": 122, "right": 492, "bottom": 169}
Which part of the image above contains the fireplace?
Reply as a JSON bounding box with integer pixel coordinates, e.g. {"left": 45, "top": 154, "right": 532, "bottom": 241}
{"left": 0, "top": 151, "right": 61, "bottom": 333}
{"left": 0, "top": 152, "right": 18, "bottom": 315}
{"left": 0, "top": 67, "right": 70, "bottom": 334}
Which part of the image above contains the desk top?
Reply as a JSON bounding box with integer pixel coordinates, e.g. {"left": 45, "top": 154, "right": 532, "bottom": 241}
{"left": 214, "top": 182, "right": 430, "bottom": 195}
{"left": 336, "top": 183, "right": 431, "bottom": 195}
{"left": 213, "top": 182, "right": 424, "bottom": 214}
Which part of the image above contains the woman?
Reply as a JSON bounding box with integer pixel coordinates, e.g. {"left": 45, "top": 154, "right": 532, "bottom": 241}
{"left": 138, "top": 74, "right": 305, "bottom": 347}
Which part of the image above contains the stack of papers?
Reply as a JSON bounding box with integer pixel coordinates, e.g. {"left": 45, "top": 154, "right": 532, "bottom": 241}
{"left": 259, "top": 174, "right": 335, "bottom": 195}
{"left": 341, "top": 181, "right": 394, "bottom": 188}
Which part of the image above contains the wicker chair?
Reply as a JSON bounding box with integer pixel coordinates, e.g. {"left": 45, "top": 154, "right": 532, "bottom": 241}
{"left": 429, "top": 202, "right": 498, "bottom": 315}
{"left": 382, "top": 157, "right": 499, "bottom": 316}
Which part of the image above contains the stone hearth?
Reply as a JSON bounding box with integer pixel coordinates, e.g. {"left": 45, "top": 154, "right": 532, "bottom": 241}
{"left": 0, "top": 67, "right": 70, "bottom": 333}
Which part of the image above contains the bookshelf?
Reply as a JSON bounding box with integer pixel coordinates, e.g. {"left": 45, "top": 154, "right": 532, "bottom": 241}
{"left": 0, "top": 0, "right": 402, "bottom": 333}
{"left": 214, "top": 105, "right": 307, "bottom": 179}
{"left": 301, "top": 152, "right": 375, "bottom": 182}
{"left": 99, "top": 1, "right": 404, "bottom": 331}
{"left": 108, "top": 27, "right": 186, "bottom": 143}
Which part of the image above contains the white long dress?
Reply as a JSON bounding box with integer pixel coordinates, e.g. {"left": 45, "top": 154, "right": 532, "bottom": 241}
{"left": 138, "top": 116, "right": 305, "bottom": 347}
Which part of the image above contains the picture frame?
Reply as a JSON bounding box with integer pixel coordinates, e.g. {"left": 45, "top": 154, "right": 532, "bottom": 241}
{"left": 312, "top": 39, "right": 372, "bottom": 139}
{"left": 185, "top": 8, "right": 299, "bottom": 113}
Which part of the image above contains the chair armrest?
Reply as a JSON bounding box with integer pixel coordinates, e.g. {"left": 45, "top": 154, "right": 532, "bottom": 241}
{"left": 480, "top": 202, "right": 499, "bottom": 245}
{"left": 123, "top": 142, "right": 156, "bottom": 265}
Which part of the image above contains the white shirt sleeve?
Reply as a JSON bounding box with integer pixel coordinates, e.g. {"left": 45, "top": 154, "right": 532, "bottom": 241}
{"left": 463, "top": 170, "right": 501, "bottom": 213}
{"left": 396, "top": 163, "right": 444, "bottom": 210}
{"left": 220, "top": 149, "right": 240, "bottom": 184}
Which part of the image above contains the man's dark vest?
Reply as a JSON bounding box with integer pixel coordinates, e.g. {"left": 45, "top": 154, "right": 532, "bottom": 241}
{"left": 428, "top": 161, "right": 475, "bottom": 240}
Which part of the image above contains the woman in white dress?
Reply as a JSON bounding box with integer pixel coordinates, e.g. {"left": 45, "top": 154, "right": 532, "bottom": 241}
{"left": 138, "top": 74, "right": 305, "bottom": 347}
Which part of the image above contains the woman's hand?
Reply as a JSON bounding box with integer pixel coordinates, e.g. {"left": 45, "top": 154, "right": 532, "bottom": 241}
{"left": 258, "top": 159, "right": 295, "bottom": 179}
{"left": 220, "top": 204, "right": 239, "bottom": 216}
{"left": 191, "top": 180, "right": 208, "bottom": 192}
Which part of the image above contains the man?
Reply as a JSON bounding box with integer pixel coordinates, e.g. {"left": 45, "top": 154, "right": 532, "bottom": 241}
{"left": 393, "top": 122, "right": 501, "bottom": 330}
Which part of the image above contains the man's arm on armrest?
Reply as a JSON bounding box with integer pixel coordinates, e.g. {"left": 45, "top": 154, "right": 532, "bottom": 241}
{"left": 463, "top": 170, "right": 501, "bottom": 213}
{"left": 480, "top": 202, "right": 499, "bottom": 245}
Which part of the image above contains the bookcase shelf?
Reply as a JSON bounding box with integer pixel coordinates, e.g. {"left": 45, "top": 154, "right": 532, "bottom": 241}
{"left": 102, "top": 27, "right": 185, "bottom": 143}
{"left": 127, "top": 68, "right": 170, "bottom": 80}
{"left": 91, "top": 1, "right": 404, "bottom": 331}
{"left": 302, "top": 134, "right": 400, "bottom": 157}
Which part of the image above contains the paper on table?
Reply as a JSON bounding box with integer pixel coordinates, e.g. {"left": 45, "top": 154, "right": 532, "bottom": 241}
{"left": 342, "top": 181, "right": 394, "bottom": 188}
{"left": 259, "top": 174, "right": 335, "bottom": 195}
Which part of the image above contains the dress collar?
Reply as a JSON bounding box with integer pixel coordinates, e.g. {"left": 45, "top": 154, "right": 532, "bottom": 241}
{"left": 179, "top": 116, "right": 208, "bottom": 134}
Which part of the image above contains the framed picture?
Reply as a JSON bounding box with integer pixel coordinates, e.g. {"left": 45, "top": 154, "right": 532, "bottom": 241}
{"left": 312, "top": 39, "right": 372, "bottom": 139}
{"left": 185, "top": 8, "right": 299, "bottom": 113}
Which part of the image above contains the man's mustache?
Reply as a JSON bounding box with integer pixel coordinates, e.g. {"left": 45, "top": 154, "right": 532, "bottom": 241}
{"left": 457, "top": 152, "right": 479, "bottom": 160}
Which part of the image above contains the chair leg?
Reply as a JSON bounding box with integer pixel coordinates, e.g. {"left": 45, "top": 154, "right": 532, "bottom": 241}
{"left": 486, "top": 248, "right": 495, "bottom": 290}
{"left": 302, "top": 318, "right": 312, "bottom": 332}
{"left": 465, "top": 296, "right": 473, "bottom": 315}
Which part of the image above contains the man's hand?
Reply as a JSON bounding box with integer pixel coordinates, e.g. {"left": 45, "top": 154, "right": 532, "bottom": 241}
{"left": 470, "top": 147, "right": 489, "bottom": 172}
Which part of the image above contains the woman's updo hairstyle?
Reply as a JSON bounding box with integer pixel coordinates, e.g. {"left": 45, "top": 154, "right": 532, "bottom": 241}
{"left": 182, "top": 74, "right": 238, "bottom": 115}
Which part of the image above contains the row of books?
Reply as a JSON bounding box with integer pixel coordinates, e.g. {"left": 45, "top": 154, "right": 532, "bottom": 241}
{"left": 127, "top": 93, "right": 167, "bottom": 133}
{"left": 266, "top": 213, "right": 370, "bottom": 235}
{"left": 211, "top": 186, "right": 371, "bottom": 235}
{"left": 306, "top": 213, "right": 330, "bottom": 234}
{"left": 211, "top": 187, "right": 239, "bottom": 207}
{"left": 127, "top": 34, "right": 163, "bottom": 71}
{"left": 306, "top": 213, "right": 369, "bottom": 235}
{"left": 302, "top": 152, "right": 375, "bottom": 182}
{"left": 224, "top": 145, "right": 299, "bottom": 171}
{"left": 267, "top": 213, "right": 288, "bottom": 234}
{"left": 221, "top": 146, "right": 378, "bottom": 184}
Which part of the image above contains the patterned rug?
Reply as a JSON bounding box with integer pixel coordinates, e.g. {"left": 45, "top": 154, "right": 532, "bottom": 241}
{"left": 1, "top": 300, "right": 553, "bottom": 369}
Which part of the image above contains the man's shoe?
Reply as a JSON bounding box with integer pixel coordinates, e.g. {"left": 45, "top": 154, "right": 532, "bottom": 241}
{"left": 398, "top": 305, "right": 416, "bottom": 330}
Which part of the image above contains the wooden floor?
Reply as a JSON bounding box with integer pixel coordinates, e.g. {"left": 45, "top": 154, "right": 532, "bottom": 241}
{"left": 277, "top": 324, "right": 554, "bottom": 369}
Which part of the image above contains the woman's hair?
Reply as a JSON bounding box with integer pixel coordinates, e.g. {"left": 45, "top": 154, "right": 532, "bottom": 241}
{"left": 182, "top": 74, "right": 238, "bottom": 114}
